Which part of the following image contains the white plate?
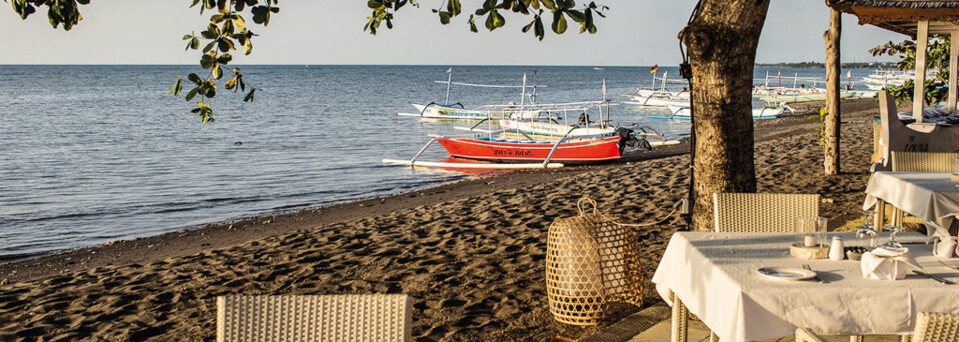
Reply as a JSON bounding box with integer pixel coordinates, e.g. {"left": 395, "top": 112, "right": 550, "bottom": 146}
{"left": 756, "top": 267, "right": 817, "bottom": 281}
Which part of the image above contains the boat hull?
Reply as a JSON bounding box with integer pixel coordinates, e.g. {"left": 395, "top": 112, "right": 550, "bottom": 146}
{"left": 436, "top": 136, "right": 622, "bottom": 163}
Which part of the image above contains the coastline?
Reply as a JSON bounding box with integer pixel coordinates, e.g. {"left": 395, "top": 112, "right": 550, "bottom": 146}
{"left": 0, "top": 98, "right": 883, "bottom": 341}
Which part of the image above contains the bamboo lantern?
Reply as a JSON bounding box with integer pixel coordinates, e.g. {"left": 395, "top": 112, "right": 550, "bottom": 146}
{"left": 546, "top": 198, "right": 644, "bottom": 325}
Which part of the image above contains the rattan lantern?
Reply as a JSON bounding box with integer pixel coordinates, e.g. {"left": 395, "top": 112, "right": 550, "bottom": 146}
{"left": 546, "top": 198, "right": 644, "bottom": 326}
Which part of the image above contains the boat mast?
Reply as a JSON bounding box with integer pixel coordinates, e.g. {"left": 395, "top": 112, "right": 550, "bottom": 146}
{"left": 520, "top": 72, "right": 527, "bottom": 113}
{"left": 602, "top": 79, "right": 608, "bottom": 129}
{"left": 444, "top": 67, "right": 452, "bottom": 106}
{"left": 531, "top": 71, "right": 538, "bottom": 105}
{"left": 661, "top": 71, "right": 668, "bottom": 92}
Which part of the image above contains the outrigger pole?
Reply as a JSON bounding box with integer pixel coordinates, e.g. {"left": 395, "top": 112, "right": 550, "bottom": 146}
{"left": 444, "top": 67, "right": 453, "bottom": 106}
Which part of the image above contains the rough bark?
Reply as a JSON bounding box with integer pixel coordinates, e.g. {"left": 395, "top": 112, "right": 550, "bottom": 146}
{"left": 823, "top": 8, "right": 842, "bottom": 175}
{"left": 681, "top": 0, "right": 770, "bottom": 230}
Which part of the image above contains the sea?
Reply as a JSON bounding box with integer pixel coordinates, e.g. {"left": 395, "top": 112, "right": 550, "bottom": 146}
{"left": 0, "top": 65, "right": 880, "bottom": 258}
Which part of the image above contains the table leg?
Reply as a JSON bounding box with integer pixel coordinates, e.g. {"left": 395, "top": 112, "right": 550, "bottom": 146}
{"left": 670, "top": 291, "right": 688, "bottom": 342}
{"left": 849, "top": 336, "right": 863, "bottom": 342}
{"left": 709, "top": 332, "right": 717, "bottom": 342}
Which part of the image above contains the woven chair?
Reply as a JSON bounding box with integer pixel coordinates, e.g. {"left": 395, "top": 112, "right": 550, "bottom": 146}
{"left": 216, "top": 294, "right": 412, "bottom": 342}
{"left": 796, "top": 312, "right": 959, "bottom": 342}
{"left": 886, "top": 151, "right": 959, "bottom": 227}
{"left": 712, "top": 193, "right": 821, "bottom": 233}
{"left": 891, "top": 151, "right": 959, "bottom": 173}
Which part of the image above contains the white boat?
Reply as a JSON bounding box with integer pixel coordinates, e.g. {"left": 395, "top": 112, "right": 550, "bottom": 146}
{"left": 397, "top": 69, "right": 547, "bottom": 120}
{"left": 623, "top": 70, "right": 691, "bottom": 107}
{"left": 661, "top": 105, "right": 785, "bottom": 120}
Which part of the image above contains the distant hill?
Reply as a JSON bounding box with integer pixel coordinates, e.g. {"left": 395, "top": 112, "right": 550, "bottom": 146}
{"left": 757, "top": 61, "right": 899, "bottom": 69}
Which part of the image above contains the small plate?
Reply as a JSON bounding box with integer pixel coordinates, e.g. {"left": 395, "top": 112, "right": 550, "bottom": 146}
{"left": 756, "top": 267, "right": 817, "bottom": 281}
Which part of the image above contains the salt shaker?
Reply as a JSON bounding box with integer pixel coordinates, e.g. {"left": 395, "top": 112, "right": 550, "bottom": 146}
{"left": 829, "top": 236, "right": 845, "bottom": 260}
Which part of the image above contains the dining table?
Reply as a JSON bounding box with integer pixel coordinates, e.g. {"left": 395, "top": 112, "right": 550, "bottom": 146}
{"left": 651, "top": 231, "right": 959, "bottom": 342}
{"left": 863, "top": 171, "right": 959, "bottom": 237}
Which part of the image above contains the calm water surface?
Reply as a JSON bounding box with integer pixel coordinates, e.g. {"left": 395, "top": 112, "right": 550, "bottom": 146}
{"left": 0, "top": 65, "right": 876, "bottom": 257}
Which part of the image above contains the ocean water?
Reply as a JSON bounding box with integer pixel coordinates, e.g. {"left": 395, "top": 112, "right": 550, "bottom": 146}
{"left": 0, "top": 65, "right": 877, "bottom": 257}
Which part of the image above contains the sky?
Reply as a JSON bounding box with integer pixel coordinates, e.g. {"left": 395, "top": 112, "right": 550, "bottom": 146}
{"left": 0, "top": 1, "right": 908, "bottom": 65}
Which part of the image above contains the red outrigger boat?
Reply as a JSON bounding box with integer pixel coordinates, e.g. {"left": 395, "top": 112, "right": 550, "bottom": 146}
{"left": 436, "top": 135, "right": 622, "bottom": 163}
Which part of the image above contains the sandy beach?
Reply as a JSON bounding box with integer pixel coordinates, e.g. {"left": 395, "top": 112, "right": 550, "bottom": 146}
{"left": 0, "top": 98, "right": 884, "bottom": 341}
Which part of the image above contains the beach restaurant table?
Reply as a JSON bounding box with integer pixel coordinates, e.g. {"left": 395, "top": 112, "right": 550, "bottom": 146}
{"left": 863, "top": 171, "right": 959, "bottom": 237}
{"left": 651, "top": 232, "right": 959, "bottom": 342}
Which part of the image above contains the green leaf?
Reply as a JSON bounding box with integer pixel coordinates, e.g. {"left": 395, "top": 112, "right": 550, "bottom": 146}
{"left": 244, "top": 88, "right": 256, "bottom": 103}
{"left": 185, "top": 87, "right": 199, "bottom": 101}
{"left": 200, "top": 54, "right": 215, "bottom": 69}
{"left": 468, "top": 15, "right": 478, "bottom": 33}
{"left": 447, "top": 0, "right": 461, "bottom": 16}
{"left": 212, "top": 65, "right": 223, "bottom": 79}
{"left": 233, "top": 16, "right": 246, "bottom": 31}
{"left": 169, "top": 79, "right": 183, "bottom": 96}
{"left": 534, "top": 16, "right": 544, "bottom": 40}
{"left": 439, "top": 11, "right": 450, "bottom": 25}
{"left": 551, "top": 11, "right": 567, "bottom": 34}
{"left": 218, "top": 54, "right": 232, "bottom": 64}
{"left": 225, "top": 77, "right": 238, "bottom": 90}
{"left": 187, "top": 73, "right": 202, "bottom": 85}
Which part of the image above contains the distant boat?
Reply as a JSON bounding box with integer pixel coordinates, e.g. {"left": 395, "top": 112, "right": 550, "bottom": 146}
{"left": 593, "top": 67, "right": 605, "bottom": 70}
{"left": 656, "top": 105, "right": 785, "bottom": 120}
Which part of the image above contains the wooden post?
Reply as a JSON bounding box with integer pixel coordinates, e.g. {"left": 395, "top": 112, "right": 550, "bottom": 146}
{"left": 823, "top": 8, "right": 841, "bottom": 175}
{"left": 913, "top": 20, "right": 929, "bottom": 121}
{"left": 949, "top": 29, "right": 958, "bottom": 112}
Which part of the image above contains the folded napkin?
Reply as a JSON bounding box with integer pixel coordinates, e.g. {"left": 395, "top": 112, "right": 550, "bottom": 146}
{"left": 860, "top": 247, "right": 922, "bottom": 280}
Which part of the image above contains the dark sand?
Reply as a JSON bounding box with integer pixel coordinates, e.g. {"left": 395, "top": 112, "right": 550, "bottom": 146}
{"left": 0, "top": 98, "right": 884, "bottom": 341}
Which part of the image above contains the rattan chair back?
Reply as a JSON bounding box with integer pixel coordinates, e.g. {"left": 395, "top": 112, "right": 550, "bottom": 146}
{"left": 216, "top": 294, "right": 412, "bottom": 342}
{"left": 713, "top": 193, "right": 820, "bottom": 233}
{"left": 891, "top": 151, "right": 959, "bottom": 173}
{"left": 546, "top": 198, "right": 644, "bottom": 326}
{"left": 913, "top": 312, "right": 959, "bottom": 342}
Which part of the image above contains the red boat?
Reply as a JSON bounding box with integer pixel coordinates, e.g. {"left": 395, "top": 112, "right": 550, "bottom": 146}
{"left": 435, "top": 135, "right": 622, "bottom": 163}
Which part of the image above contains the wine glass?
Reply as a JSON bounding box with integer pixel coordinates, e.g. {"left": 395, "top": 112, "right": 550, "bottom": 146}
{"left": 856, "top": 210, "right": 878, "bottom": 247}
{"left": 880, "top": 225, "right": 906, "bottom": 252}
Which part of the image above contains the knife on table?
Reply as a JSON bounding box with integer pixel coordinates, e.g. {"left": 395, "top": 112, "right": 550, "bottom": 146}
{"left": 913, "top": 270, "right": 955, "bottom": 285}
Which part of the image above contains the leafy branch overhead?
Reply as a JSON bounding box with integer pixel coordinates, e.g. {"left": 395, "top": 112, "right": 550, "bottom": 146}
{"left": 364, "top": 0, "right": 607, "bottom": 40}
{"left": 167, "top": 0, "right": 278, "bottom": 124}
{"left": 9, "top": 0, "right": 277, "bottom": 124}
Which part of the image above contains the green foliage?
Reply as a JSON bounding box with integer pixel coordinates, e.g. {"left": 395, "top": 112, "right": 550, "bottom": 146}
{"left": 885, "top": 79, "right": 949, "bottom": 106}
{"left": 10, "top": 0, "right": 276, "bottom": 124}
{"left": 870, "top": 36, "right": 950, "bottom": 105}
{"left": 365, "top": 0, "right": 607, "bottom": 41}
{"left": 808, "top": 107, "right": 830, "bottom": 153}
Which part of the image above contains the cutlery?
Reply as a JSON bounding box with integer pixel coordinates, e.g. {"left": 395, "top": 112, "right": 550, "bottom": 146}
{"left": 802, "top": 264, "right": 829, "bottom": 283}
{"left": 913, "top": 270, "right": 955, "bottom": 285}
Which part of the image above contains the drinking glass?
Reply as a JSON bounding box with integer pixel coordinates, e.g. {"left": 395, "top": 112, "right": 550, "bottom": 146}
{"left": 880, "top": 225, "right": 906, "bottom": 252}
{"left": 856, "top": 210, "right": 878, "bottom": 247}
{"left": 796, "top": 216, "right": 828, "bottom": 247}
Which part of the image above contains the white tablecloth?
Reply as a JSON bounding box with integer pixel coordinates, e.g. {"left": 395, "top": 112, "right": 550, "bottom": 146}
{"left": 651, "top": 232, "right": 959, "bottom": 341}
{"left": 863, "top": 171, "right": 959, "bottom": 237}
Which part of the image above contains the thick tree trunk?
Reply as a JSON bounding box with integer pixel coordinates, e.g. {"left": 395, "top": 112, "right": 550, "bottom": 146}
{"left": 682, "top": 0, "right": 770, "bottom": 230}
{"left": 823, "top": 8, "right": 842, "bottom": 175}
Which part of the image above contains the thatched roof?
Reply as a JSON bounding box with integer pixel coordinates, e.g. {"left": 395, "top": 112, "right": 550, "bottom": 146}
{"left": 829, "top": 0, "right": 959, "bottom": 37}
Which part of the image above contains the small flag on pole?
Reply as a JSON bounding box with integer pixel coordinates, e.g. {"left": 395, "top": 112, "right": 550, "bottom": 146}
{"left": 846, "top": 70, "right": 851, "bottom": 77}
{"left": 447, "top": 67, "right": 452, "bottom": 73}
{"left": 650, "top": 65, "right": 659, "bottom": 74}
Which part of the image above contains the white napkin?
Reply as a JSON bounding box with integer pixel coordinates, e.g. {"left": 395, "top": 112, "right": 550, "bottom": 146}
{"left": 860, "top": 247, "right": 922, "bottom": 280}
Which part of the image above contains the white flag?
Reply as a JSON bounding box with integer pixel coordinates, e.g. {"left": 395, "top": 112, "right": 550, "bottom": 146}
{"left": 447, "top": 67, "right": 452, "bottom": 73}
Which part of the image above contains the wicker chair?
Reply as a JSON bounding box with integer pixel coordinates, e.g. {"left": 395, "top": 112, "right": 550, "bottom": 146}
{"left": 796, "top": 312, "right": 959, "bottom": 342}
{"left": 891, "top": 151, "right": 959, "bottom": 173}
{"left": 712, "top": 193, "right": 821, "bottom": 233}
{"left": 885, "top": 151, "right": 959, "bottom": 227}
{"left": 216, "top": 294, "right": 412, "bottom": 342}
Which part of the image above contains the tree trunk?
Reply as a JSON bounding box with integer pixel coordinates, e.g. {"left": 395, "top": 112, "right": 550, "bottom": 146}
{"left": 823, "top": 8, "right": 842, "bottom": 175}
{"left": 681, "top": 0, "right": 770, "bottom": 230}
